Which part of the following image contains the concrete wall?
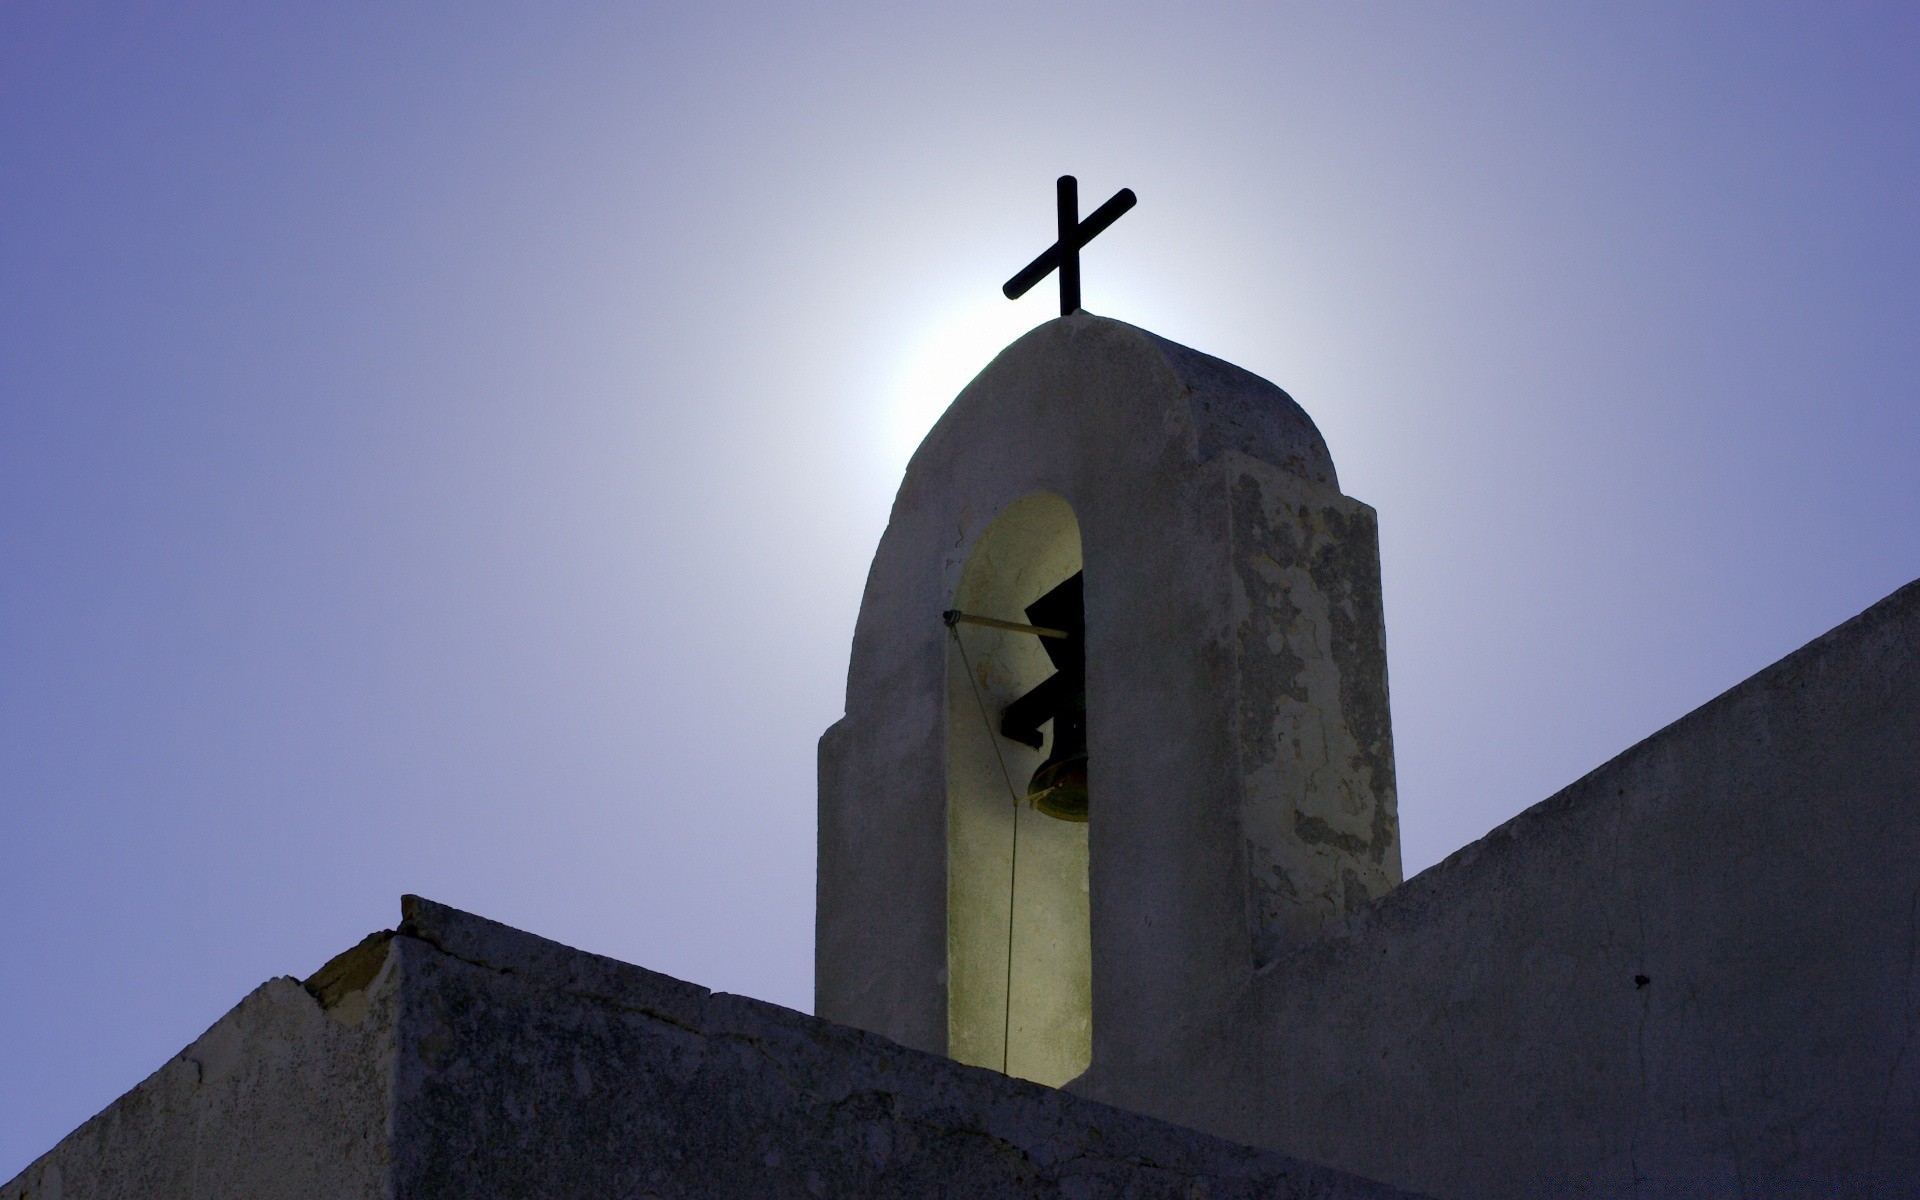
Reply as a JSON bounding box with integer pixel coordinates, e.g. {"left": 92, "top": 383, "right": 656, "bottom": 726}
{"left": 1082, "top": 579, "right": 1920, "bottom": 1198}
{"left": 6, "top": 895, "right": 1427, "bottom": 1199}
{"left": 1, "top": 952, "right": 393, "bottom": 1200}
{"left": 818, "top": 315, "right": 1400, "bottom": 1093}
{"left": 388, "top": 898, "right": 1421, "bottom": 1199}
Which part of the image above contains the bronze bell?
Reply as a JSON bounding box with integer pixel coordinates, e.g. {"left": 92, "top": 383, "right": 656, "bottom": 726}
{"left": 1000, "top": 572, "right": 1089, "bottom": 823}
{"left": 1027, "top": 751, "right": 1088, "bottom": 822}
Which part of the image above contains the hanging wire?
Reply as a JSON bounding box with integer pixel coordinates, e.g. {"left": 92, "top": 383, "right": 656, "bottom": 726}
{"left": 944, "top": 613, "right": 1027, "bottom": 1076}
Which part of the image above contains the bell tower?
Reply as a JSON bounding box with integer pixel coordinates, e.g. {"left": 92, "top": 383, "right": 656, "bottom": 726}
{"left": 816, "top": 313, "right": 1401, "bottom": 1101}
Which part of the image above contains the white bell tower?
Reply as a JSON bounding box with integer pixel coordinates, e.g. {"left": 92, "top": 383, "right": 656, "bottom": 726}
{"left": 816, "top": 314, "right": 1401, "bottom": 1099}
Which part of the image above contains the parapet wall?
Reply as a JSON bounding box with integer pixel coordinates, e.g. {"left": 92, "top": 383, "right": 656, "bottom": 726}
{"left": 4, "top": 896, "right": 1422, "bottom": 1200}
{"left": 1081, "top": 579, "right": 1920, "bottom": 1199}
{"left": 0, "top": 966, "right": 392, "bottom": 1200}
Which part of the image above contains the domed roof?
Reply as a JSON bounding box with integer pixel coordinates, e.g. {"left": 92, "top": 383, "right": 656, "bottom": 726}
{"left": 919, "top": 313, "right": 1338, "bottom": 491}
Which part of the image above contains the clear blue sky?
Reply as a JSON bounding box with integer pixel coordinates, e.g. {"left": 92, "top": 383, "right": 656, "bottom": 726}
{"left": 4, "top": 2, "right": 1916, "bottom": 1176}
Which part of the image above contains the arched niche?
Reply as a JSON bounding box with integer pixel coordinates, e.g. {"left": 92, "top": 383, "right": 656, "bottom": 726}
{"left": 945, "top": 492, "right": 1090, "bottom": 1086}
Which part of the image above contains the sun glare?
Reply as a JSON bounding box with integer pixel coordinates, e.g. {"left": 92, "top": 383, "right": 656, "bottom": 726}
{"left": 884, "top": 296, "right": 1044, "bottom": 473}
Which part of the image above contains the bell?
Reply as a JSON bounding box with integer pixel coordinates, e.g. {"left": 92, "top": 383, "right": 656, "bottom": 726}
{"left": 998, "top": 571, "right": 1091, "bottom": 823}
{"left": 1027, "top": 752, "right": 1089, "bottom": 822}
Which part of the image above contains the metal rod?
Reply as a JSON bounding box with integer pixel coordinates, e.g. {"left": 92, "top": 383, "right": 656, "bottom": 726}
{"left": 1000, "top": 184, "right": 1138, "bottom": 304}
{"left": 1001, "top": 244, "right": 1059, "bottom": 301}
{"left": 1055, "top": 175, "right": 1080, "bottom": 316}
{"left": 1076, "top": 187, "right": 1136, "bottom": 247}
{"left": 942, "top": 610, "right": 1069, "bottom": 639}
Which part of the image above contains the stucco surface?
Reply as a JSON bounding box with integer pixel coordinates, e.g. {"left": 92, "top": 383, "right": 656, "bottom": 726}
{"left": 1084, "top": 578, "right": 1920, "bottom": 1199}
{"left": 390, "top": 897, "right": 1423, "bottom": 1199}
{"left": 943, "top": 492, "right": 1091, "bottom": 1083}
{"left": 6, "top": 895, "right": 1425, "bottom": 1199}
{"left": 1, "top": 961, "right": 393, "bottom": 1200}
{"left": 818, "top": 314, "right": 1918, "bottom": 1195}
{"left": 1225, "top": 452, "right": 1401, "bottom": 965}
{"left": 817, "top": 314, "right": 1398, "bottom": 1086}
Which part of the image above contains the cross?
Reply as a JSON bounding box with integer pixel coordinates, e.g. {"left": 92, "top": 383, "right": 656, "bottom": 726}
{"left": 1002, "top": 176, "right": 1137, "bottom": 317}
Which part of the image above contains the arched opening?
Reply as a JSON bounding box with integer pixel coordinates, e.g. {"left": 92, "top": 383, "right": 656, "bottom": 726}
{"left": 945, "top": 492, "right": 1090, "bottom": 1086}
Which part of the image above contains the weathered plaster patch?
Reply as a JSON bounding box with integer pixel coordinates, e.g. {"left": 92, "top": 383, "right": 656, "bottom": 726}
{"left": 1228, "top": 456, "right": 1402, "bottom": 966}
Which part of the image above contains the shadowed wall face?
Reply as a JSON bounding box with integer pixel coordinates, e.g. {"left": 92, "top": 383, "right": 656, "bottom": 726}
{"left": 946, "top": 492, "right": 1089, "bottom": 1086}
{"left": 3, "top": 897, "right": 1427, "bottom": 1200}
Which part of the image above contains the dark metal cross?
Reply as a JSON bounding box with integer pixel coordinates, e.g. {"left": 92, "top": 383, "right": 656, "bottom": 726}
{"left": 1003, "top": 176, "right": 1137, "bottom": 317}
